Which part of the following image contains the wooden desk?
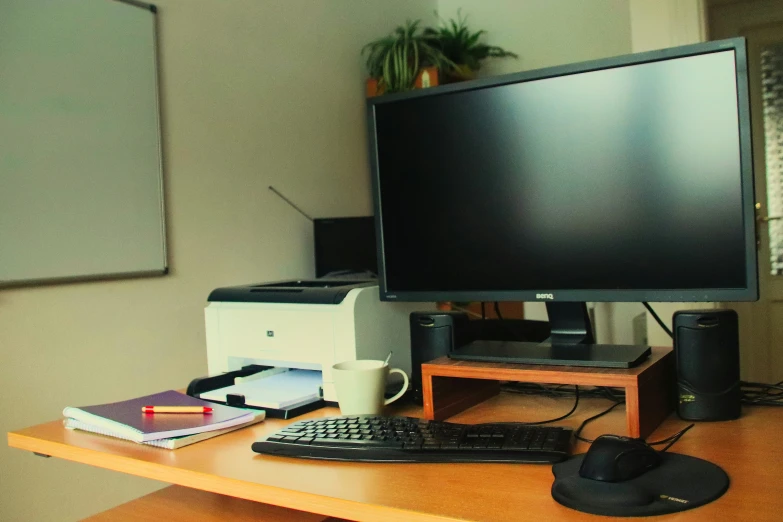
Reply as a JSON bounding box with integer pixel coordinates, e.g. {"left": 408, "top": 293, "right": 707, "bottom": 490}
{"left": 83, "top": 485, "right": 342, "bottom": 522}
{"left": 8, "top": 393, "right": 783, "bottom": 521}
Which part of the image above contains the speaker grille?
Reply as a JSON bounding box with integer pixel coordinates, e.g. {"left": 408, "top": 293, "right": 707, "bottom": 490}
{"left": 676, "top": 320, "right": 739, "bottom": 394}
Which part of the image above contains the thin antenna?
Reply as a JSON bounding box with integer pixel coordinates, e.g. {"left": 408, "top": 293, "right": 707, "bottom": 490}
{"left": 268, "top": 186, "right": 313, "bottom": 222}
{"left": 114, "top": 0, "right": 157, "bottom": 12}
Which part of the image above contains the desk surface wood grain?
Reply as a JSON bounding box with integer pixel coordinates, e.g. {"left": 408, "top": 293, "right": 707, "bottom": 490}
{"left": 8, "top": 393, "right": 783, "bottom": 521}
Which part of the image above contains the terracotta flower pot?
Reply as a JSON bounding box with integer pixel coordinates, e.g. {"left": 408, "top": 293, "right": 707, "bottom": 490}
{"left": 443, "top": 64, "right": 477, "bottom": 84}
{"left": 366, "top": 66, "right": 439, "bottom": 97}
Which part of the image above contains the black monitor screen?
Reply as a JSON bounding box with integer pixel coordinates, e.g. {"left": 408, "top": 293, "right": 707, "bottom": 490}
{"left": 371, "top": 43, "right": 756, "bottom": 302}
{"left": 314, "top": 217, "right": 377, "bottom": 278}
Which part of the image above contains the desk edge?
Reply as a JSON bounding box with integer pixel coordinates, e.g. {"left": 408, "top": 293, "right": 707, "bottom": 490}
{"left": 7, "top": 431, "right": 460, "bottom": 522}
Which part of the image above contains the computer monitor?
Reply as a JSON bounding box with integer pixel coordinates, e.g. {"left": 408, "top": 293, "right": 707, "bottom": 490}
{"left": 314, "top": 217, "right": 377, "bottom": 278}
{"left": 366, "top": 38, "right": 758, "bottom": 368}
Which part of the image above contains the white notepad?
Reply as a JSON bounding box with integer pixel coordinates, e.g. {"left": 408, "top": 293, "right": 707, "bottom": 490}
{"left": 200, "top": 370, "right": 322, "bottom": 409}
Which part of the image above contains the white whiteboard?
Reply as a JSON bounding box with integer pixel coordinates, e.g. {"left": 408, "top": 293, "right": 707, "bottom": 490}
{"left": 0, "top": 0, "right": 166, "bottom": 286}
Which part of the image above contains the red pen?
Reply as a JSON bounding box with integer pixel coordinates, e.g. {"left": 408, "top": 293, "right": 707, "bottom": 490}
{"left": 141, "top": 406, "right": 213, "bottom": 414}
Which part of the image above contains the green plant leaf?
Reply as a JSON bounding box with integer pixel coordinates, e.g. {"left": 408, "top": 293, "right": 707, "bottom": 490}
{"left": 419, "top": 11, "right": 517, "bottom": 75}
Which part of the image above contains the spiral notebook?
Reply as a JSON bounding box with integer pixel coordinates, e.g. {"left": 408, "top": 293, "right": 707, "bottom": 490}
{"left": 63, "top": 411, "right": 265, "bottom": 449}
{"left": 63, "top": 390, "right": 256, "bottom": 442}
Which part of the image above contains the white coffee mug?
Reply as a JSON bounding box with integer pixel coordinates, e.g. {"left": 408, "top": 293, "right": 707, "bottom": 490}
{"left": 331, "top": 360, "right": 409, "bottom": 415}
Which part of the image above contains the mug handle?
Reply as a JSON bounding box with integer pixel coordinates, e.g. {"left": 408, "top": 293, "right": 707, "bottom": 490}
{"left": 384, "top": 368, "right": 410, "bottom": 406}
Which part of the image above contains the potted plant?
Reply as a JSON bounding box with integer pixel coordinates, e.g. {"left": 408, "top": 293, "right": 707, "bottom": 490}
{"left": 362, "top": 20, "right": 455, "bottom": 96}
{"left": 424, "top": 12, "right": 518, "bottom": 83}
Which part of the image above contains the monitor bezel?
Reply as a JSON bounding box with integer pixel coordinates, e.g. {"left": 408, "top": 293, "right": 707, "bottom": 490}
{"left": 366, "top": 37, "right": 758, "bottom": 303}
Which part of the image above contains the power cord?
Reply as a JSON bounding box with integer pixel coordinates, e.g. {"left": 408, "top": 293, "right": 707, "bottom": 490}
{"left": 514, "top": 383, "right": 694, "bottom": 450}
{"left": 573, "top": 399, "right": 694, "bottom": 451}
{"left": 649, "top": 424, "right": 695, "bottom": 452}
{"left": 741, "top": 380, "right": 783, "bottom": 406}
{"left": 503, "top": 382, "right": 625, "bottom": 402}
{"left": 490, "top": 386, "right": 581, "bottom": 426}
{"left": 642, "top": 302, "right": 673, "bottom": 339}
{"left": 573, "top": 401, "right": 624, "bottom": 443}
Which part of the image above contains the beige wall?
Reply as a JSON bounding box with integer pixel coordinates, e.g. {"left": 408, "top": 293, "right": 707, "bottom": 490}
{"left": 436, "top": 0, "right": 632, "bottom": 76}
{"left": 630, "top": 0, "right": 705, "bottom": 52}
{"left": 0, "top": 1, "right": 435, "bottom": 520}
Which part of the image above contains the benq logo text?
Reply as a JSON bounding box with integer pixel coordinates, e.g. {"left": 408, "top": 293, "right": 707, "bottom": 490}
{"left": 536, "top": 293, "right": 554, "bottom": 300}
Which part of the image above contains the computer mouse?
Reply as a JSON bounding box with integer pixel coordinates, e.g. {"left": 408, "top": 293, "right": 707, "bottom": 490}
{"left": 578, "top": 434, "right": 662, "bottom": 482}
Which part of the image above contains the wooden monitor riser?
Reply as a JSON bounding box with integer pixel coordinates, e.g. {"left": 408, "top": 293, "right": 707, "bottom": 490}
{"left": 422, "top": 346, "right": 674, "bottom": 438}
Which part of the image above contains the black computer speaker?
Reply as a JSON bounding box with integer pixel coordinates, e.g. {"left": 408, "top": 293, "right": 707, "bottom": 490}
{"left": 409, "top": 311, "right": 470, "bottom": 405}
{"left": 673, "top": 309, "right": 740, "bottom": 421}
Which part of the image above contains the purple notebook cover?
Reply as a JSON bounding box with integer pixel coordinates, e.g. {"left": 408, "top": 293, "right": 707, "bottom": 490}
{"left": 78, "top": 390, "right": 249, "bottom": 434}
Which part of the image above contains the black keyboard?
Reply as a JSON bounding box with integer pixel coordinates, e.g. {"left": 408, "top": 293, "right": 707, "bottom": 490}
{"left": 251, "top": 415, "right": 572, "bottom": 463}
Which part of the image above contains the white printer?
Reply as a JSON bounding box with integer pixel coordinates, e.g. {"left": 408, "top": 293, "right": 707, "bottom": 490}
{"left": 204, "top": 280, "right": 427, "bottom": 406}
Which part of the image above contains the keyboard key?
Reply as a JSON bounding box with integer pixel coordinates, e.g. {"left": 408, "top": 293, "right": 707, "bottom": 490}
{"left": 311, "top": 438, "right": 402, "bottom": 448}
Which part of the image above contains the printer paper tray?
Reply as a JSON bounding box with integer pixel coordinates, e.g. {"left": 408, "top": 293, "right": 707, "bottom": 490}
{"left": 186, "top": 365, "right": 325, "bottom": 420}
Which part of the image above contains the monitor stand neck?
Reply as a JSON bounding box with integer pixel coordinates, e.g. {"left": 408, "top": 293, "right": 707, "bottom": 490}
{"left": 546, "top": 302, "right": 595, "bottom": 346}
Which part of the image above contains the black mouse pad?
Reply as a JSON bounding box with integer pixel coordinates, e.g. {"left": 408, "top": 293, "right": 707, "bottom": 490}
{"left": 551, "top": 452, "right": 729, "bottom": 517}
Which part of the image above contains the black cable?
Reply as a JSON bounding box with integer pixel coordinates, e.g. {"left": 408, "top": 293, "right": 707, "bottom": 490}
{"left": 740, "top": 380, "right": 783, "bottom": 406}
{"left": 490, "top": 386, "right": 581, "bottom": 426}
{"left": 500, "top": 381, "right": 694, "bottom": 449}
{"left": 522, "top": 385, "right": 580, "bottom": 425}
{"left": 643, "top": 302, "right": 673, "bottom": 339}
{"left": 481, "top": 301, "right": 486, "bottom": 320}
{"left": 502, "top": 382, "right": 625, "bottom": 402}
{"left": 742, "top": 379, "right": 783, "bottom": 387}
{"left": 654, "top": 424, "right": 695, "bottom": 452}
{"left": 573, "top": 401, "right": 624, "bottom": 443}
{"left": 574, "top": 401, "right": 695, "bottom": 452}
{"left": 494, "top": 301, "right": 504, "bottom": 320}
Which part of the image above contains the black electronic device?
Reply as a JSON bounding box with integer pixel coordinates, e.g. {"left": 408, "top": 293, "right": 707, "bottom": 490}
{"left": 579, "top": 435, "right": 662, "bottom": 482}
{"left": 552, "top": 452, "right": 730, "bottom": 517}
{"left": 367, "top": 37, "right": 758, "bottom": 367}
{"left": 673, "top": 309, "right": 741, "bottom": 421}
{"left": 313, "top": 216, "right": 376, "bottom": 278}
{"left": 251, "top": 415, "right": 572, "bottom": 463}
{"left": 409, "top": 311, "right": 471, "bottom": 404}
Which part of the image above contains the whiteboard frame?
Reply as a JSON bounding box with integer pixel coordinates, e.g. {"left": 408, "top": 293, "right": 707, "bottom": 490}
{"left": 0, "top": 0, "right": 168, "bottom": 288}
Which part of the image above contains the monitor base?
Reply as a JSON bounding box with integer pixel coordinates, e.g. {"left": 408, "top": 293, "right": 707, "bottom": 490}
{"left": 449, "top": 340, "right": 651, "bottom": 369}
